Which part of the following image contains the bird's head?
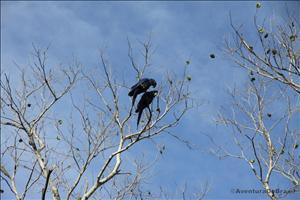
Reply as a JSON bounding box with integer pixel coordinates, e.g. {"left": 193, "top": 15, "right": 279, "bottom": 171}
{"left": 150, "top": 79, "right": 157, "bottom": 88}
{"left": 151, "top": 90, "right": 159, "bottom": 97}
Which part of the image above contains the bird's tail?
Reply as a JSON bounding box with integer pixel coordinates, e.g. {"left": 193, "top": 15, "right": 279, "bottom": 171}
{"left": 137, "top": 109, "right": 143, "bottom": 128}
{"left": 128, "top": 90, "right": 134, "bottom": 96}
{"left": 129, "top": 95, "right": 136, "bottom": 114}
{"left": 132, "top": 94, "right": 137, "bottom": 107}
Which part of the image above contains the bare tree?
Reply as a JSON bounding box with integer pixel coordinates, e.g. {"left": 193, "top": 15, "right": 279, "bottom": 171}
{"left": 213, "top": 5, "right": 300, "bottom": 200}
{"left": 1, "top": 38, "right": 196, "bottom": 199}
{"left": 225, "top": 6, "right": 300, "bottom": 94}
{"left": 215, "top": 78, "right": 299, "bottom": 200}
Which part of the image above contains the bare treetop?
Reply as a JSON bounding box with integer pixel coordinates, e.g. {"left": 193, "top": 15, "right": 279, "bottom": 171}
{"left": 1, "top": 39, "right": 195, "bottom": 200}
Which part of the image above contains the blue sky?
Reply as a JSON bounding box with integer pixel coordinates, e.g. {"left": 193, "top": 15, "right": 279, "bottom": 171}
{"left": 1, "top": 1, "right": 300, "bottom": 199}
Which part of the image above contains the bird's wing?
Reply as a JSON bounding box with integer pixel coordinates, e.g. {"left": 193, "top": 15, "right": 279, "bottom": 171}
{"left": 131, "top": 88, "right": 142, "bottom": 106}
{"left": 135, "top": 94, "right": 145, "bottom": 113}
{"left": 140, "top": 82, "right": 149, "bottom": 89}
{"left": 130, "top": 78, "right": 148, "bottom": 89}
{"left": 144, "top": 93, "right": 155, "bottom": 106}
{"left": 129, "top": 80, "right": 142, "bottom": 96}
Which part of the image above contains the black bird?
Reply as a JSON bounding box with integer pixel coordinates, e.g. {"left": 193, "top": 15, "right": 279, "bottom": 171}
{"left": 135, "top": 90, "right": 158, "bottom": 128}
{"left": 128, "top": 78, "right": 157, "bottom": 108}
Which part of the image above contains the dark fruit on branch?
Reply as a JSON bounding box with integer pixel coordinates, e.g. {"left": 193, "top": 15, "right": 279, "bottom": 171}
{"left": 290, "top": 35, "right": 297, "bottom": 42}
{"left": 27, "top": 103, "right": 31, "bottom": 107}
{"left": 251, "top": 77, "right": 256, "bottom": 82}
{"left": 210, "top": 54, "right": 215, "bottom": 59}
{"left": 258, "top": 27, "right": 264, "bottom": 33}
{"left": 293, "top": 180, "right": 297, "bottom": 185}
{"left": 272, "top": 49, "right": 277, "bottom": 55}
{"left": 19, "top": 138, "right": 23, "bottom": 143}
{"left": 29, "top": 140, "right": 37, "bottom": 150}
{"left": 294, "top": 144, "right": 299, "bottom": 149}
{"left": 266, "top": 49, "right": 270, "bottom": 54}
{"left": 264, "top": 33, "right": 268, "bottom": 38}
{"left": 186, "top": 60, "right": 190, "bottom": 65}
{"left": 267, "top": 113, "right": 272, "bottom": 117}
{"left": 256, "top": 2, "right": 261, "bottom": 8}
